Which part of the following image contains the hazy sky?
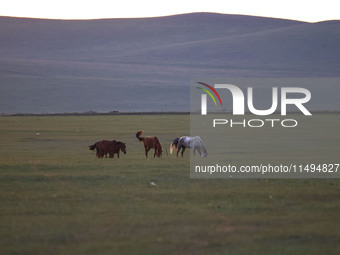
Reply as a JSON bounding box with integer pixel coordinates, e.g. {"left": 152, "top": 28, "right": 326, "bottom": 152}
{"left": 1, "top": 0, "right": 339, "bottom": 22}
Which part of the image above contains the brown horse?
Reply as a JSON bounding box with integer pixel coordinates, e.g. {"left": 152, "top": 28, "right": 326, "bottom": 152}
{"left": 136, "top": 130, "right": 162, "bottom": 158}
{"left": 89, "top": 140, "right": 126, "bottom": 158}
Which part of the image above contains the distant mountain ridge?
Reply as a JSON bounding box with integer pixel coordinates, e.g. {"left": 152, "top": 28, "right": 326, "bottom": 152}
{"left": 0, "top": 13, "right": 339, "bottom": 114}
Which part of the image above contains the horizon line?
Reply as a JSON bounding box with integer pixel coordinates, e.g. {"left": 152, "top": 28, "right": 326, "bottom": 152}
{"left": 1, "top": 12, "right": 339, "bottom": 23}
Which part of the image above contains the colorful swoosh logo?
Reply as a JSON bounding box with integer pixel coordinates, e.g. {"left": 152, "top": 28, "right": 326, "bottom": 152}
{"left": 197, "top": 82, "right": 223, "bottom": 106}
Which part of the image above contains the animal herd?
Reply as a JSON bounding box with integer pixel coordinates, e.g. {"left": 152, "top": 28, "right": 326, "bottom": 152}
{"left": 89, "top": 130, "right": 208, "bottom": 159}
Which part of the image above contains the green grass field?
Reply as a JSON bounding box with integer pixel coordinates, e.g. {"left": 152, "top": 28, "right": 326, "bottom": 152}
{"left": 0, "top": 114, "right": 339, "bottom": 255}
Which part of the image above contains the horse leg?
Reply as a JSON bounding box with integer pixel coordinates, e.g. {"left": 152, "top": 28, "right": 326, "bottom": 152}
{"left": 181, "top": 146, "right": 186, "bottom": 157}
{"left": 117, "top": 151, "right": 120, "bottom": 158}
{"left": 144, "top": 145, "right": 149, "bottom": 158}
{"left": 96, "top": 147, "right": 103, "bottom": 158}
{"left": 177, "top": 146, "right": 181, "bottom": 157}
{"left": 98, "top": 148, "right": 103, "bottom": 158}
{"left": 146, "top": 148, "right": 151, "bottom": 158}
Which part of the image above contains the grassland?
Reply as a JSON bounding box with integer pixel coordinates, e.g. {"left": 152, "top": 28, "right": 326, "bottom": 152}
{"left": 0, "top": 114, "right": 339, "bottom": 255}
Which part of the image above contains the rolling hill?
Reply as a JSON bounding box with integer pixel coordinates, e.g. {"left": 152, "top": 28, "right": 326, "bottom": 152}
{"left": 0, "top": 13, "right": 339, "bottom": 114}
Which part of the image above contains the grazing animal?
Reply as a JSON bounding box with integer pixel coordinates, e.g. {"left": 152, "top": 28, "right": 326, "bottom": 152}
{"left": 89, "top": 140, "right": 126, "bottom": 158}
{"left": 170, "top": 136, "right": 207, "bottom": 157}
{"left": 136, "top": 130, "right": 163, "bottom": 158}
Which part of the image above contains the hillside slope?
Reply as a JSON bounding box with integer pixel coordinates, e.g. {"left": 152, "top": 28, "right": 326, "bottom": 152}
{"left": 0, "top": 13, "right": 339, "bottom": 114}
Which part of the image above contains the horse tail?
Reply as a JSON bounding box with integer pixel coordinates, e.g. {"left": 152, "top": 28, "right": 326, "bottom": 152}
{"left": 136, "top": 130, "right": 144, "bottom": 142}
{"left": 170, "top": 143, "right": 173, "bottom": 154}
{"left": 89, "top": 143, "right": 97, "bottom": 151}
{"left": 170, "top": 137, "right": 179, "bottom": 154}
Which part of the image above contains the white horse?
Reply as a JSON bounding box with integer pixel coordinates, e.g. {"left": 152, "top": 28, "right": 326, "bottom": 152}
{"left": 170, "top": 136, "right": 208, "bottom": 157}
